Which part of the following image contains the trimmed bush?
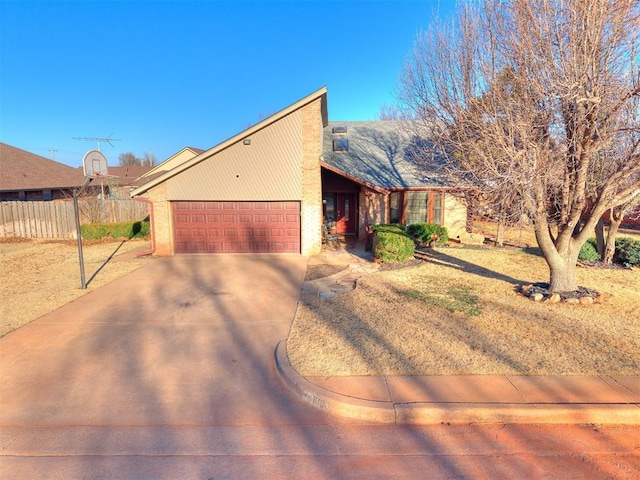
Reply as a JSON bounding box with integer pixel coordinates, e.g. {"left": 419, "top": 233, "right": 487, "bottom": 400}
{"left": 578, "top": 238, "right": 600, "bottom": 262}
{"left": 372, "top": 226, "right": 415, "bottom": 263}
{"left": 371, "top": 223, "right": 407, "bottom": 235}
{"left": 81, "top": 221, "right": 150, "bottom": 240}
{"left": 615, "top": 237, "right": 640, "bottom": 266}
{"left": 407, "top": 223, "right": 449, "bottom": 246}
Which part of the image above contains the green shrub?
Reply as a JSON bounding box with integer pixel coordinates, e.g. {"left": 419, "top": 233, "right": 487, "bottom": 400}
{"left": 371, "top": 223, "right": 407, "bottom": 235}
{"left": 81, "top": 221, "right": 150, "bottom": 240}
{"left": 578, "top": 238, "right": 600, "bottom": 262}
{"left": 407, "top": 223, "right": 449, "bottom": 245}
{"left": 615, "top": 237, "right": 640, "bottom": 266}
{"left": 373, "top": 228, "right": 415, "bottom": 263}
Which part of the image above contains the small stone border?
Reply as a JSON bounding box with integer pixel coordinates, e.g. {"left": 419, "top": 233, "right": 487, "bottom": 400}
{"left": 301, "top": 263, "right": 381, "bottom": 301}
{"left": 519, "top": 282, "right": 603, "bottom": 305}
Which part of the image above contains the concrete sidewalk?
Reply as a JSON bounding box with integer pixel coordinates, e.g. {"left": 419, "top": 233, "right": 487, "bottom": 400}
{"left": 275, "top": 340, "right": 640, "bottom": 425}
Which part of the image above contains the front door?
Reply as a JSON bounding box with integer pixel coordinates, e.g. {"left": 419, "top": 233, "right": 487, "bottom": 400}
{"left": 336, "top": 193, "right": 357, "bottom": 235}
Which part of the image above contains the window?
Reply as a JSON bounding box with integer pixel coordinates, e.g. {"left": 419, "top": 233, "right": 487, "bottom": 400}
{"left": 333, "top": 138, "right": 349, "bottom": 152}
{"left": 433, "top": 192, "right": 443, "bottom": 224}
{"left": 404, "top": 191, "right": 444, "bottom": 225}
{"left": 406, "top": 192, "right": 428, "bottom": 225}
{"left": 389, "top": 192, "right": 402, "bottom": 223}
{"left": 323, "top": 193, "right": 336, "bottom": 228}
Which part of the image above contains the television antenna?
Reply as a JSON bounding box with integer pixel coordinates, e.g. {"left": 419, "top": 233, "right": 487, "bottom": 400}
{"left": 72, "top": 133, "right": 121, "bottom": 151}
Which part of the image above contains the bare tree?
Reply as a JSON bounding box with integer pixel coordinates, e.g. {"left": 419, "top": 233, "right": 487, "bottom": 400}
{"left": 143, "top": 151, "right": 156, "bottom": 166}
{"left": 377, "top": 103, "right": 404, "bottom": 120}
{"left": 596, "top": 195, "right": 640, "bottom": 264}
{"left": 118, "top": 152, "right": 144, "bottom": 166}
{"left": 399, "top": 0, "right": 640, "bottom": 292}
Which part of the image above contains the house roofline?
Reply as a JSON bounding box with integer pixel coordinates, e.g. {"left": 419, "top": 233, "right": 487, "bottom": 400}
{"left": 131, "top": 87, "right": 329, "bottom": 197}
{"left": 387, "top": 186, "right": 465, "bottom": 192}
{"left": 139, "top": 146, "right": 204, "bottom": 179}
{"left": 320, "top": 161, "right": 388, "bottom": 194}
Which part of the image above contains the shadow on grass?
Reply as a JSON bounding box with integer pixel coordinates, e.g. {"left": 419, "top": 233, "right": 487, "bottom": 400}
{"left": 415, "top": 247, "right": 530, "bottom": 286}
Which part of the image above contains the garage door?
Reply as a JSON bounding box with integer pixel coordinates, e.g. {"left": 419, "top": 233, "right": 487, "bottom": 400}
{"left": 173, "top": 201, "right": 300, "bottom": 253}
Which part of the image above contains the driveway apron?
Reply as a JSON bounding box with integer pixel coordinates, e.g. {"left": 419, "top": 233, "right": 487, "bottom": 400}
{"left": 0, "top": 255, "right": 329, "bottom": 426}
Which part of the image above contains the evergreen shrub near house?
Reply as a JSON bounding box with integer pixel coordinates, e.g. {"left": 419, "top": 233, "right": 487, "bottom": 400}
{"left": 371, "top": 224, "right": 415, "bottom": 263}
{"left": 407, "top": 223, "right": 449, "bottom": 246}
{"left": 371, "top": 223, "right": 407, "bottom": 235}
{"left": 615, "top": 237, "right": 640, "bottom": 266}
{"left": 577, "top": 237, "right": 640, "bottom": 266}
{"left": 578, "top": 238, "right": 600, "bottom": 262}
{"left": 81, "top": 221, "right": 150, "bottom": 240}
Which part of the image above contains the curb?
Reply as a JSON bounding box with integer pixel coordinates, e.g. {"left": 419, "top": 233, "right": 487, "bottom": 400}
{"left": 274, "top": 340, "right": 640, "bottom": 425}
{"left": 275, "top": 340, "right": 396, "bottom": 423}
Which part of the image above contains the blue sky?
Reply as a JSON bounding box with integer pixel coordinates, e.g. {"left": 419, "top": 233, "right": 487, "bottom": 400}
{"left": 1, "top": 0, "right": 455, "bottom": 167}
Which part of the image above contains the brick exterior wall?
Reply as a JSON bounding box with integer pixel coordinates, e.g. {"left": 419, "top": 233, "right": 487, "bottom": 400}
{"left": 300, "top": 98, "right": 324, "bottom": 256}
{"left": 147, "top": 183, "right": 173, "bottom": 256}
{"left": 444, "top": 193, "right": 469, "bottom": 239}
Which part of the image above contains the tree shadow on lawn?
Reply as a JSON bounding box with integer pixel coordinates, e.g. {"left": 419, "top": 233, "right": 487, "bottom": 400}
{"left": 415, "top": 247, "right": 531, "bottom": 287}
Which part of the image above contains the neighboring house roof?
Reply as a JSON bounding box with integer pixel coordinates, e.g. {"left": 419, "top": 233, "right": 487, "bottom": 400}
{"left": 79, "top": 165, "right": 154, "bottom": 187}
{"left": 139, "top": 146, "right": 206, "bottom": 180}
{"left": 131, "top": 87, "right": 328, "bottom": 197}
{"left": 0, "top": 142, "right": 83, "bottom": 191}
{"left": 321, "top": 121, "right": 447, "bottom": 192}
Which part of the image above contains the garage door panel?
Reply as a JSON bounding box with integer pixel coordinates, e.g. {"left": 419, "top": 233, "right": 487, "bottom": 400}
{"left": 173, "top": 201, "right": 300, "bottom": 253}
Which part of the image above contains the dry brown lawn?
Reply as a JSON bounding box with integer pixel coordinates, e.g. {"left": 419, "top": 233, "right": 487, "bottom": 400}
{"left": 0, "top": 237, "right": 151, "bottom": 337}
{"left": 288, "top": 245, "right": 640, "bottom": 376}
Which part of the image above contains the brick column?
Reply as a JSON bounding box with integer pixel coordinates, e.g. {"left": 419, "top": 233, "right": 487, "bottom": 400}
{"left": 147, "top": 183, "right": 173, "bottom": 256}
{"left": 300, "top": 98, "right": 323, "bottom": 256}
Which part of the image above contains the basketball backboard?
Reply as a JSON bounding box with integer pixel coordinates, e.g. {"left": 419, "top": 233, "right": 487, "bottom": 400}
{"left": 82, "top": 150, "right": 109, "bottom": 178}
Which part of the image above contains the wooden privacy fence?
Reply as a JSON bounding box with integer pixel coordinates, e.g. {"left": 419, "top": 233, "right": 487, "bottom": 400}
{"left": 0, "top": 200, "right": 150, "bottom": 239}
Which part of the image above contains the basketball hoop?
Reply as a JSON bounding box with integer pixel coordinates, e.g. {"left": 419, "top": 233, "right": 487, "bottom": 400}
{"left": 82, "top": 150, "right": 109, "bottom": 178}
{"left": 75, "top": 149, "right": 111, "bottom": 290}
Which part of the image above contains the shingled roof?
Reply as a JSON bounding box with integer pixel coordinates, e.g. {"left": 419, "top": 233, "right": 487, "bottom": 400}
{"left": 321, "top": 121, "right": 447, "bottom": 191}
{"left": 0, "top": 142, "right": 83, "bottom": 191}
{"left": 84, "top": 165, "right": 154, "bottom": 188}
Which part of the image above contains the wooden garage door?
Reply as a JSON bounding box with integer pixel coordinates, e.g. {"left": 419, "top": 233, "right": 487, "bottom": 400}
{"left": 173, "top": 201, "right": 300, "bottom": 253}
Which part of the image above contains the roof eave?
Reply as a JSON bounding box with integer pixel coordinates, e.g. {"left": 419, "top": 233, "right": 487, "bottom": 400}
{"left": 320, "top": 161, "right": 388, "bottom": 194}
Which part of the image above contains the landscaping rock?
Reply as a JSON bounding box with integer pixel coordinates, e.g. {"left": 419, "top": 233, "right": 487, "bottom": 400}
{"left": 546, "top": 293, "right": 562, "bottom": 303}
{"left": 531, "top": 293, "right": 544, "bottom": 302}
{"left": 518, "top": 282, "right": 602, "bottom": 306}
{"left": 521, "top": 284, "right": 534, "bottom": 294}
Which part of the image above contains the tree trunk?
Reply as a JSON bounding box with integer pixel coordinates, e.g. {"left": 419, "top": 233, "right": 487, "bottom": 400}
{"left": 496, "top": 220, "right": 505, "bottom": 247}
{"left": 536, "top": 224, "right": 580, "bottom": 292}
{"left": 603, "top": 212, "right": 623, "bottom": 264}
{"left": 595, "top": 218, "right": 606, "bottom": 259}
{"left": 548, "top": 254, "right": 579, "bottom": 292}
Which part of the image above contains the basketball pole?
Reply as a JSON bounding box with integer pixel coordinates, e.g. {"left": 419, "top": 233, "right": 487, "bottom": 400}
{"left": 73, "top": 177, "right": 93, "bottom": 290}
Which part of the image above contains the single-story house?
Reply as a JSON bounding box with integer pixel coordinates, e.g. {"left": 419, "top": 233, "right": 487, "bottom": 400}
{"left": 0, "top": 143, "right": 83, "bottom": 201}
{"left": 130, "top": 87, "right": 469, "bottom": 256}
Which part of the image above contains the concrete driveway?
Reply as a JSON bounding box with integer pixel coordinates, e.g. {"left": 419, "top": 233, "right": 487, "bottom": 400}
{"left": 2, "top": 254, "right": 639, "bottom": 479}
{"left": 0, "top": 254, "right": 334, "bottom": 426}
